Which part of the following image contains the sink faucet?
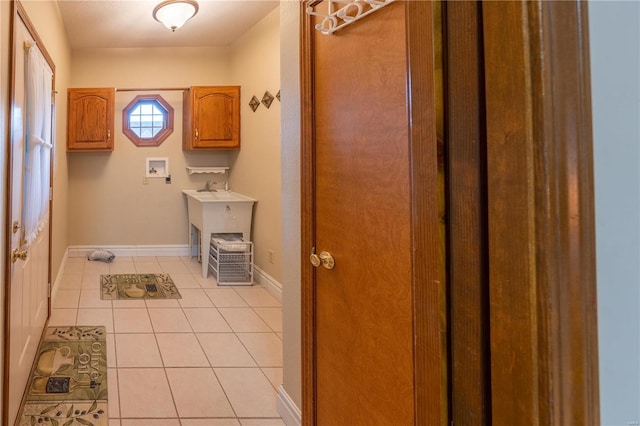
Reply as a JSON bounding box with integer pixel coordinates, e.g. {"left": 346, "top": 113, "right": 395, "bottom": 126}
{"left": 197, "top": 180, "right": 217, "bottom": 192}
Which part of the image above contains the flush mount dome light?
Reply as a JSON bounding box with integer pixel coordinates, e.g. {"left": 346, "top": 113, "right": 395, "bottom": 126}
{"left": 153, "top": 0, "right": 199, "bottom": 32}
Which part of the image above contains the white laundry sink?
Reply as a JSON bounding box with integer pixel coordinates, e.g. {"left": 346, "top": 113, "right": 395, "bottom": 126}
{"left": 182, "top": 189, "right": 256, "bottom": 203}
{"left": 182, "top": 189, "right": 256, "bottom": 278}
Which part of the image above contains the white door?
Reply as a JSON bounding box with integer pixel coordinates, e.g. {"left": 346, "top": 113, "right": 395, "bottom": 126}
{"left": 6, "top": 18, "right": 53, "bottom": 424}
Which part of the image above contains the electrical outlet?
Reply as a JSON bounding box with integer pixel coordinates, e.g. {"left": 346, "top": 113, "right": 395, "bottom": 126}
{"left": 143, "top": 176, "right": 148, "bottom": 185}
{"left": 268, "top": 250, "right": 275, "bottom": 264}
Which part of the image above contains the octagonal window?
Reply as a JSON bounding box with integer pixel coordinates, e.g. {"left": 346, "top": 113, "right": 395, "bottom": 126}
{"left": 123, "top": 94, "right": 174, "bottom": 147}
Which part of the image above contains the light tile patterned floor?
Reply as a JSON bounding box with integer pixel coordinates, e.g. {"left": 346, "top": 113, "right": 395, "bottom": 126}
{"left": 50, "top": 255, "right": 284, "bottom": 426}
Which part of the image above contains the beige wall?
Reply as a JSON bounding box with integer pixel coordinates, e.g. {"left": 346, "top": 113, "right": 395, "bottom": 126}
{"left": 68, "top": 47, "right": 232, "bottom": 245}
{"left": 280, "top": 0, "right": 302, "bottom": 412}
{"left": 229, "top": 8, "right": 282, "bottom": 283}
{"left": 68, "top": 18, "right": 284, "bottom": 285}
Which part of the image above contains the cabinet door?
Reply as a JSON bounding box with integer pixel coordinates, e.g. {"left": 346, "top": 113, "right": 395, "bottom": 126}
{"left": 67, "top": 88, "right": 114, "bottom": 151}
{"left": 189, "top": 86, "right": 240, "bottom": 149}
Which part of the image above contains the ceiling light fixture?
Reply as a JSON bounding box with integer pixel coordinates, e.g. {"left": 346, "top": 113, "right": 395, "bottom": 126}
{"left": 153, "top": 0, "right": 199, "bottom": 32}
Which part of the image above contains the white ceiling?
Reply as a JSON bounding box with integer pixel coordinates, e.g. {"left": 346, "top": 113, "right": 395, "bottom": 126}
{"left": 57, "top": 0, "right": 280, "bottom": 49}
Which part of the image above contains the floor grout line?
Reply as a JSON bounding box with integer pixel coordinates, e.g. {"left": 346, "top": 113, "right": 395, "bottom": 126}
{"left": 54, "top": 256, "right": 284, "bottom": 424}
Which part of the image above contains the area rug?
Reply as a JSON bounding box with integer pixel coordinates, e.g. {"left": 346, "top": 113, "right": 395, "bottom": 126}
{"left": 18, "top": 326, "right": 108, "bottom": 426}
{"left": 100, "top": 273, "right": 181, "bottom": 300}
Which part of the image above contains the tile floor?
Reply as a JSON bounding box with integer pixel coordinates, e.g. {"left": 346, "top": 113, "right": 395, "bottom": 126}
{"left": 50, "top": 255, "right": 284, "bottom": 426}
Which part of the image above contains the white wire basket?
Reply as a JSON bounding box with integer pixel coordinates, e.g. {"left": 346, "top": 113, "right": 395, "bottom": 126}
{"left": 209, "top": 234, "right": 253, "bottom": 285}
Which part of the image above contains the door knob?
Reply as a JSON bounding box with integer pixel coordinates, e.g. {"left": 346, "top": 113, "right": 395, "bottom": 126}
{"left": 319, "top": 251, "right": 335, "bottom": 269}
{"left": 12, "top": 248, "right": 28, "bottom": 263}
{"left": 310, "top": 248, "right": 335, "bottom": 270}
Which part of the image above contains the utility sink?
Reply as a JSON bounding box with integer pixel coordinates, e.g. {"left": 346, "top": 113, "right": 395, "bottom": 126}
{"left": 182, "top": 189, "right": 256, "bottom": 202}
{"left": 182, "top": 189, "right": 257, "bottom": 278}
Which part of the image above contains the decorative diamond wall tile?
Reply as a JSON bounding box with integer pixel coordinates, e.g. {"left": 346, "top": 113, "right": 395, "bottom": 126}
{"left": 262, "top": 91, "right": 275, "bottom": 109}
{"left": 276, "top": 90, "right": 281, "bottom": 102}
{"left": 249, "top": 95, "right": 260, "bottom": 112}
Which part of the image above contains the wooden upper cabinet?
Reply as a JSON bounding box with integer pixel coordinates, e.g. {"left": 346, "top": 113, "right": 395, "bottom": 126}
{"left": 183, "top": 86, "right": 240, "bottom": 150}
{"left": 67, "top": 88, "right": 115, "bottom": 151}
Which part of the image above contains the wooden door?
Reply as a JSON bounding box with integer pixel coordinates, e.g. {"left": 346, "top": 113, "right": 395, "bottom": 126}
{"left": 4, "top": 4, "right": 55, "bottom": 424}
{"left": 301, "top": 2, "right": 443, "bottom": 424}
{"left": 302, "top": 0, "right": 599, "bottom": 424}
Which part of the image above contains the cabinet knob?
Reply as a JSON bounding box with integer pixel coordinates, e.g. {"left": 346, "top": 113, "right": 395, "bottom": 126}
{"left": 195, "top": 128, "right": 199, "bottom": 140}
{"left": 107, "top": 130, "right": 111, "bottom": 141}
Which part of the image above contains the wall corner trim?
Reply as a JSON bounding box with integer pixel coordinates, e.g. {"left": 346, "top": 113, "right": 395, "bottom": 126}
{"left": 67, "top": 245, "right": 190, "bottom": 258}
{"left": 277, "top": 385, "right": 302, "bottom": 426}
{"left": 253, "top": 265, "right": 283, "bottom": 302}
{"left": 67, "top": 247, "right": 284, "bottom": 302}
{"left": 51, "top": 248, "right": 69, "bottom": 305}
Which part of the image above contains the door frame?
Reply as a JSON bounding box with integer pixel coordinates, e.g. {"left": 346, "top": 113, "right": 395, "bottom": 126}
{"left": 482, "top": 1, "right": 598, "bottom": 423}
{"left": 445, "top": 2, "right": 492, "bottom": 423}
{"left": 301, "top": 0, "right": 598, "bottom": 424}
{"left": 2, "top": 1, "right": 56, "bottom": 423}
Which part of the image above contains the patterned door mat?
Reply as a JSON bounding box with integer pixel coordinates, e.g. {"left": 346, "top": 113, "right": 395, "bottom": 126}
{"left": 100, "top": 273, "right": 181, "bottom": 300}
{"left": 18, "top": 326, "right": 108, "bottom": 426}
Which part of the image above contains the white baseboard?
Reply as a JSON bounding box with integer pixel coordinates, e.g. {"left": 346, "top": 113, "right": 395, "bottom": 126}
{"left": 68, "top": 245, "right": 190, "bottom": 258}
{"left": 277, "top": 385, "right": 301, "bottom": 426}
{"left": 253, "top": 265, "right": 282, "bottom": 302}
{"left": 51, "top": 247, "right": 69, "bottom": 305}
{"left": 63, "top": 246, "right": 282, "bottom": 300}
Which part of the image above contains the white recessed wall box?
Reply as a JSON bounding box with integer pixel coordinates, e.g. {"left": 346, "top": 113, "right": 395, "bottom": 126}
{"left": 146, "top": 157, "right": 169, "bottom": 178}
